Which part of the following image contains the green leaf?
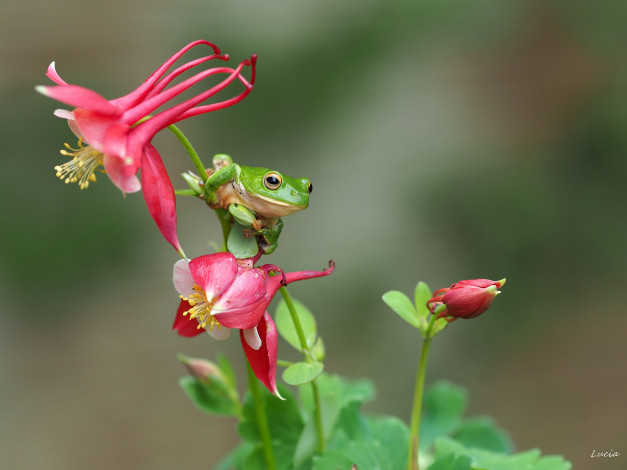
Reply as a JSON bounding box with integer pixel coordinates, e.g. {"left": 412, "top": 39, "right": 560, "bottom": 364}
{"left": 382, "top": 290, "right": 420, "bottom": 328}
{"left": 217, "top": 353, "right": 238, "bottom": 390}
{"left": 229, "top": 203, "right": 257, "bottom": 226}
{"left": 294, "top": 394, "right": 341, "bottom": 468}
{"left": 178, "top": 376, "right": 240, "bottom": 416}
{"left": 227, "top": 222, "right": 258, "bottom": 258}
{"left": 283, "top": 361, "right": 324, "bottom": 386}
{"left": 213, "top": 442, "right": 256, "bottom": 470}
{"left": 414, "top": 281, "right": 432, "bottom": 319}
{"left": 434, "top": 438, "right": 572, "bottom": 470}
{"left": 420, "top": 381, "right": 468, "bottom": 451}
{"left": 311, "top": 450, "right": 356, "bottom": 470}
{"left": 452, "top": 417, "right": 513, "bottom": 454}
{"left": 427, "top": 452, "right": 472, "bottom": 470}
{"left": 312, "top": 416, "right": 409, "bottom": 470}
{"left": 299, "top": 374, "right": 376, "bottom": 413}
{"left": 295, "top": 374, "right": 375, "bottom": 468}
{"left": 430, "top": 317, "right": 449, "bottom": 337}
{"left": 275, "top": 297, "right": 317, "bottom": 351}
{"left": 237, "top": 384, "right": 303, "bottom": 446}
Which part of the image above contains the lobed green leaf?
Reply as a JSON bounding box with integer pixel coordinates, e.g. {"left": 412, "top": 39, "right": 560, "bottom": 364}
{"left": 275, "top": 297, "right": 317, "bottom": 352}
{"left": 382, "top": 290, "right": 420, "bottom": 328}
{"left": 227, "top": 222, "right": 258, "bottom": 258}
{"left": 178, "top": 376, "right": 240, "bottom": 417}
{"left": 283, "top": 361, "right": 324, "bottom": 386}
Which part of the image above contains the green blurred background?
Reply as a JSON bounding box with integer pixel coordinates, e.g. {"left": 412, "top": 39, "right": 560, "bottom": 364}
{"left": 1, "top": 1, "right": 625, "bottom": 469}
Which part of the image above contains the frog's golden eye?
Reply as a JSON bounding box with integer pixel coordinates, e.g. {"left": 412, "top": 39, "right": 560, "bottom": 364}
{"left": 264, "top": 172, "right": 282, "bottom": 190}
{"left": 308, "top": 181, "right": 313, "bottom": 194}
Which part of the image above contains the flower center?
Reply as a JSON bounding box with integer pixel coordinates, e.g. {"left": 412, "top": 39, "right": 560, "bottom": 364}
{"left": 55, "top": 138, "right": 104, "bottom": 189}
{"left": 180, "top": 284, "right": 222, "bottom": 330}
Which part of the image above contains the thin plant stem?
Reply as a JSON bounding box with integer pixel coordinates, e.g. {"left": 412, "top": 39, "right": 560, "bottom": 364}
{"left": 165, "top": 123, "right": 209, "bottom": 182}
{"left": 247, "top": 363, "right": 277, "bottom": 470}
{"left": 279, "top": 286, "right": 326, "bottom": 453}
{"left": 215, "top": 208, "right": 232, "bottom": 252}
{"left": 407, "top": 314, "right": 439, "bottom": 470}
{"left": 174, "top": 189, "right": 198, "bottom": 197}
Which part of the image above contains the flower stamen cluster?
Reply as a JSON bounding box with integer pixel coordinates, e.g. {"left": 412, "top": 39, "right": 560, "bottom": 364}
{"left": 180, "top": 284, "right": 221, "bottom": 330}
{"left": 55, "top": 138, "right": 104, "bottom": 189}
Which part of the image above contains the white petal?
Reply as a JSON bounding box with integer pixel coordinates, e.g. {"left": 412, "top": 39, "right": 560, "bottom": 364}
{"left": 243, "top": 326, "right": 262, "bottom": 350}
{"left": 173, "top": 259, "right": 195, "bottom": 298}
{"left": 207, "top": 326, "right": 231, "bottom": 341}
{"left": 53, "top": 109, "right": 75, "bottom": 120}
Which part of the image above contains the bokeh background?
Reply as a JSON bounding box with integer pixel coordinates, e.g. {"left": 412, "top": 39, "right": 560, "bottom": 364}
{"left": 1, "top": 1, "right": 625, "bottom": 469}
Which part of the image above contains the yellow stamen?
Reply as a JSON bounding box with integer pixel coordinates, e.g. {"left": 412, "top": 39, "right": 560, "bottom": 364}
{"left": 55, "top": 137, "right": 104, "bottom": 190}
{"left": 180, "top": 284, "right": 222, "bottom": 330}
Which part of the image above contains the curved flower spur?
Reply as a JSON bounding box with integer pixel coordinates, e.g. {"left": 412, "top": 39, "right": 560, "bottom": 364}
{"left": 36, "top": 40, "right": 257, "bottom": 255}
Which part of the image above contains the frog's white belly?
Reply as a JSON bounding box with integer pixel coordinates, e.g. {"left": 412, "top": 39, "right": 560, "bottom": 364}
{"left": 218, "top": 181, "right": 305, "bottom": 219}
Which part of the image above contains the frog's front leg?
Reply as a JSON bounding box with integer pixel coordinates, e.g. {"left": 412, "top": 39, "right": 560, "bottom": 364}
{"left": 255, "top": 218, "right": 283, "bottom": 254}
{"left": 204, "top": 162, "right": 241, "bottom": 208}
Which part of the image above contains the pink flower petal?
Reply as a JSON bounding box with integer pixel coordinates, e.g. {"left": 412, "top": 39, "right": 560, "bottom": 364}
{"left": 73, "top": 108, "right": 123, "bottom": 150}
{"left": 46, "top": 62, "right": 68, "bottom": 85}
{"left": 214, "top": 269, "right": 266, "bottom": 311}
{"left": 173, "top": 300, "right": 204, "bottom": 337}
{"left": 36, "top": 85, "right": 121, "bottom": 115}
{"left": 173, "top": 259, "right": 195, "bottom": 298}
{"left": 240, "top": 312, "right": 282, "bottom": 398}
{"left": 141, "top": 145, "right": 182, "bottom": 254}
{"left": 103, "top": 153, "right": 141, "bottom": 193}
{"left": 188, "top": 253, "right": 238, "bottom": 299}
{"left": 265, "top": 260, "right": 335, "bottom": 299}
{"left": 213, "top": 299, "right": 267, "bottom": 330}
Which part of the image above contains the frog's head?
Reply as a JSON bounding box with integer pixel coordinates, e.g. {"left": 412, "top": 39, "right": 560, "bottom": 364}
{"left": 240, "top": 166, "right": 312, "bottom": 218}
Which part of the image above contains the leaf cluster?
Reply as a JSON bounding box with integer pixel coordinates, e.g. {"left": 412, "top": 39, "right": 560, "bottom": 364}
{"left": 181, "top": 369, "right": 571, "bottom": 470}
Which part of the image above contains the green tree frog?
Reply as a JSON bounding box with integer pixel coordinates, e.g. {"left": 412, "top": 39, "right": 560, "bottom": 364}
{"left": 204, "top": 154, "right": 312, "bottom": 253}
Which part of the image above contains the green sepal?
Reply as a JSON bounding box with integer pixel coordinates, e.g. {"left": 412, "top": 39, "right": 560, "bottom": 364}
{"left": 178, "top": 375, "right": 240, "bottom": 417}
{"left": 382, "top": 290, "right": 420, "bottom": 328}
{"left": 229, "top": 204, "right": 257, "bottom": 226}
{"left": 282, "top": 361, "right": 324, "bottom": 386}
{"left": 180, "top": 171, "right": 204, "bottom": 195}
{"left": 311, "top": 337, "right": 326, "bottom": 362}
{"left": 227, "top": 222, "right": 258, "bottom": 258}
{"left": 275, "top": 297, "right": 317, "bottom": 352}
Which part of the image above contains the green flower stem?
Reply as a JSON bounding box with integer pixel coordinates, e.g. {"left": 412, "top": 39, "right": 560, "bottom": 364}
{"left": 279, "top": 286, "right": 326, "bottom": 453}
{"left": 407, "top": 314, "right": 439, "bottom": 470}
{"left": 215, "top": 208, "right": 232, "bottom": 252}
{"left": 165, "top": 123, "right": 209, "bottom": 182}
{"left": 247, "top": 363, "right": 277, "bottom": 470}
{"left": 174, "top": 189, "right": 199, "bottom": 197}
{"left": 279, "top": 287, "right": 308, "bottom": 351}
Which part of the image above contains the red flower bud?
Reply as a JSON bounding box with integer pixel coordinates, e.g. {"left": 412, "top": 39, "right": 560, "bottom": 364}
{"left": 427, "top": 278, "right": 505, "bottom": 321}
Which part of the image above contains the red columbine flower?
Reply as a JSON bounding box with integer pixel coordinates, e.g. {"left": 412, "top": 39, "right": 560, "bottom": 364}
{"left": 427, "top": 278, "right": 506, "bottom": 321}
{"left": 172, "top": 252, "right": 334, "bottom": 396}
{"left": 37, "top": 40, "right": 256, "bottom": 254}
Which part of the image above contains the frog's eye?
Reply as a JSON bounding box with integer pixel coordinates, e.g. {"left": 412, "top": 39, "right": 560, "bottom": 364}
{"left": 264, "top": 172, "right": 282, "bottom": 190}
{"left": 308, "top": 181, "right": 313, "bottom": 194}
